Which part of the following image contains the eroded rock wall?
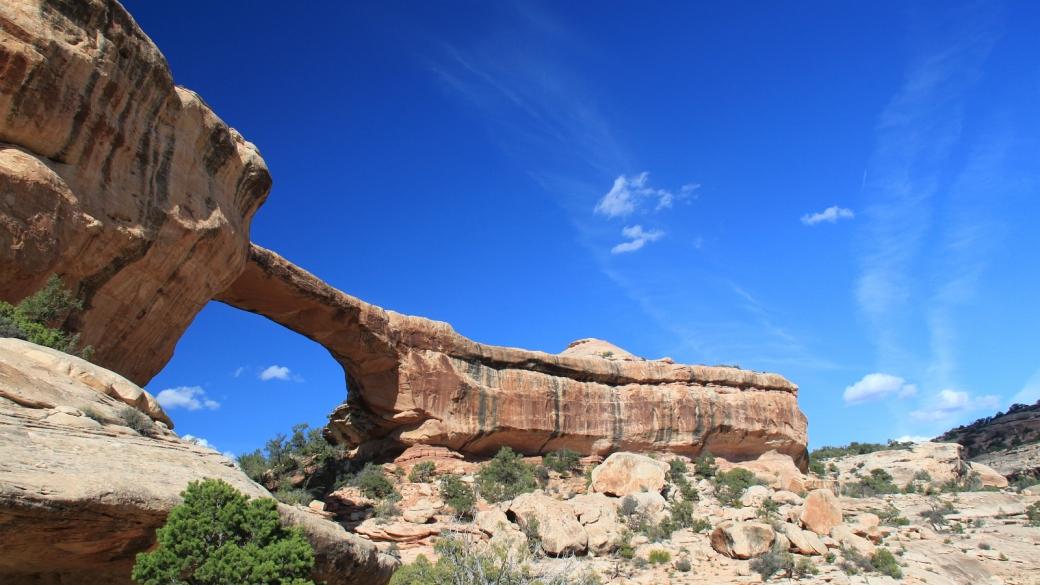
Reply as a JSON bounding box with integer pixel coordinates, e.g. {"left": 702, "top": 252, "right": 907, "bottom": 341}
{"left": 215, "top": 245, "right": 810, "bottom": 466}
{"left": 0, "top": 339, "right": 397, "bottom": 585}
{"left": 0, "top": 0, "right": 271, "bottom": 385}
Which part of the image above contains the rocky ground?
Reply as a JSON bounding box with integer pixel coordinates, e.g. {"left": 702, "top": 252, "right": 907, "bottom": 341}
{"left": 319, "top": 443, "right": 1040, "bottom": 585}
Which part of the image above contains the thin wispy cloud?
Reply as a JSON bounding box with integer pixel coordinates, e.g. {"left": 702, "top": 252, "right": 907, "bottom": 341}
{"left": 259, "top": 365, "right": 291, "bottom": 381}
{"left": 155, "top": 386, "right": 220, "bottom": 411}
{"left": 854, "top": 4, "right": 1003, "bottom": 428}
{"left": 611, "top": 225, "right": 663, "bottom": 254}
{"left": 801, "top": 206, "right": 854, "bottom": 225}
{"left": 909, "top": 389, "right": 1000, "bottom": 421}
{"left": 843, "top": 373, "right": 917, "bottom": 406}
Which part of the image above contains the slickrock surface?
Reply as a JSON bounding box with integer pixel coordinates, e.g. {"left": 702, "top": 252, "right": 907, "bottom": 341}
{"left": 215, "top": 244, "right": 809, "bottom": 463}
{"left": 0, "top": 340, "right": 396, "bottom": 585}
{"left": 0, "top": 0, "right": 271, "bottom": 386}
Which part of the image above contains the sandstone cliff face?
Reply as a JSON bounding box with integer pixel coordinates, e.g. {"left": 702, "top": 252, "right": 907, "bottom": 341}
{"left": 215, "top": 245, "right": 809, "bottom": 466}
{"left": 0, "top": 339, "right": 396, "bottom": 585}
{"left": 0, "top": 0, "right": 271, "bottom": 385}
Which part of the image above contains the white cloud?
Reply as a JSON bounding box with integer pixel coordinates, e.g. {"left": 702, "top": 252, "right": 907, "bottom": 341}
{"left": 611, "top": 225, "right": 664, "bottom": 254}
{"left": 801, "top": 206, "right": 855, "bottom": 225}
{"left": 155, "top": 386, "right": 220, "bottom": 411}
{"left": 894, "top": 435, "right": 933, "bottom": 443}
{"left": 182, "top": 434, "right": 215, "bottom": 449}
{"left": 910, "top": 389, "right": 1001, "bottom": 421}
{"left": 843, "top": 373, "right": 916, "bottom": 405}
{"left": 595, "top": 173, "right": 678, "bottom": 217}
{"left": 260, "top": 365, "right": 291, "bottom": 381}
{"left": 234, "top": 367, "right": 244, "bottom": 377}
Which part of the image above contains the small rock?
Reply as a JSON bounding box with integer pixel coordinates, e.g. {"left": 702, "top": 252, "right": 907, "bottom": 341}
{"left": 771, "top": 490, "right": 804, "bottom": 505}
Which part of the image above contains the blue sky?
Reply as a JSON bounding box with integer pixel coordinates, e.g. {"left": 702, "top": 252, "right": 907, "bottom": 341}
{"left": 124, "top": 1, "right": 1040, "bottom": 458}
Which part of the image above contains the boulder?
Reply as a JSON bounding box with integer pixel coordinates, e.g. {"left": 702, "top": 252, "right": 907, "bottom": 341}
{"left": 619, "top": 491, "right": 668, "bottom": 523}
{"left": 710, "top": 521, "right": 776, "bottom": 559}
{"left": 216, "top": 246, "right": 810, "bottom": 462}
{"left": 784, "top": 524, "right": 828, "bottom": 556}
{"left": 402, "top": 499, "right": 438, "bottom": 524}
{"left": 771, "top": 490, "right": 804, "bottom": 505}
{"left": 570, "top": 493, "right": 624, "bottom": 555}
{"left": 508, "top": 493, "right": 587, "bottom": 556}
{"left": 855, "top": 513, "right": 880, "bottom": 528}
{"left": 968, "top": 462, "right": 1009, "bottom": 489}
{"left": 0, "top": 0, "right": 271, "bottom": 386}
{"left": 831, "top": 525, "right": 876, "bottom": 556}
{"left": 354, "top": 520, "right": 440, "bottom": 543}
{"left": 0, "top": 342, "right": 395, "bottom": 585}
{"left": 801, "top": 489, "right": 842, "bottom": 536}
{"left": 591, "top": 453, "right": 669, "bottom": 496}
{"left": 718, "top": 450, "right": 807, "bottom": 492}
{"left": 741, "top": 485, "right": 771, "bottom": 507}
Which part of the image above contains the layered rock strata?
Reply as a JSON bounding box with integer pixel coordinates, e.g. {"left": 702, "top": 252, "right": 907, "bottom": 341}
{"left": 215, "top": 244, "right": 809, "bottom": 465}
{"left": 0, "top": 339, "right": 396, "bottom": 585}
{"left": 0, "top": 0, "right": 271, "bottom": 385}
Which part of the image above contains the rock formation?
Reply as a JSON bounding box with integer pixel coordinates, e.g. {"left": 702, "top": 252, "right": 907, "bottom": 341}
{"left": 215, "top": 244, "right": 810, "bottom": 465}
{"left": 0, "top": 339, "right": 396, "bottom": 585}
{"left": 0, "top": 0, "right": 271, "bottom": 386}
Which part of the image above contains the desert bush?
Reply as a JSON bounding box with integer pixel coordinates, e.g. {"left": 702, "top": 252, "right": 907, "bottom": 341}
{"left": 408, "top": 461, "right": 437, "bottom": 483}
{"left": 616, "top": 530, "right": 635, "bottom": 560}
{"left": 236, "top": 422, "right": 347, "bottom": 499}
{"left": 647, "top": 549, "right": 671, "bottom": 564}
{"left": 669, "top": 500, "right": 695, "bottom": 528}
{"left": 794, "top": 557, "right": 819, "bottom": 578}
{"left": 132, "top": 479, "right": 314, "bottom": 585}
{"left": 0, "top": 274, "right": 93, "bottom": 359}
{"left": 690, "top": 517, "right": 712, "bottom": 533}
{"left": 693, "top": 451, "right": 716, "bottom": 478}
{"left": 357, "top": 463, "right": 399, "bottom": 500}
{"left": 713, "top": 468, "right": 766, "bottom": 507}
{"left": 388, "top": 527, "right": 604, "bottom": 584}
{"left": 871, "top": 548, "right": 903, "bottom": 579}
{"left": 274, "top": 488, "right": 314, "bottom": 506}
{"left": 476, "top": 447, "right": 537, "bottom": 503}
{"left": 440, "top": 474, "right": 477, "bottom": 517}
{"left": 919, "top": 499, "right": 957, "bottom": 532}
{"left": 750, "top": 551, "right": 794, "bottom": 580}
{"left": 543, "top": 448, "right": 583, "bottom": 475}
{"left": 118, "top": 406, "right": 155, "bottom": 435}
{"left": 867, "top": 504, "right": 910, "bottom": 527}
{"left": 1026, "top": 501, "right": 1040, "bottom": 527}
{"left": 80, "top": 406, "right": 105, "bottom": 424}
{"left": 842, "top": 468, "right": 899, "bottom": 498}
{"left": 840, "top": 546, "right": 874, "bottom": 575}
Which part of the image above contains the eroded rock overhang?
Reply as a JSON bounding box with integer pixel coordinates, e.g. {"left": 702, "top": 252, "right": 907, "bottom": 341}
{"left": 215, "top": 244, "right": 810, "bottom": 468}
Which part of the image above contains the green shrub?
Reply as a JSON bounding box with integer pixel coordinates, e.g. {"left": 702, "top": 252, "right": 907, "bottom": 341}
{"left": 795, "top": 556, "right": 819, "bottom": 578}
{"left": 542, "top": 448, "right": 583, "bottom": 474}
{"left": 840, "top": 546, "right": 874, "bottom": 575}
{"left": 80, "top": 406, "right": 105, "bottom": 424}
{"left": 1026, "top": 501, "right": 1040, "bottom": 526}
{"left": 357, "top": 463, "right": 398, "bottom": 500}
{"left": 919, "top": 499, "right": 957, "bottom": 531}
{"left": 694, "top": 452, "right": 716, "bottom": 478}
{"left": 408, "top": 461, "right": 437, "bottom": 483}
{"left": 690, "top": 517, "right": 712, "bottom": 533}
{"left": 867, "top": 504, "right": 910, "bottom": 526}
{"left": 713, "top": 468, "right": 765, "bottom": 507}
{"left": 648, "top": 549, "right": 671, "bottom": 564}
{"left": 670, "top": 500, "right": 695, "bottom": 528}
{"left": 440, "top": 474, "right": 476, "bottom": 517}
{"left": 0, "top": 274, "right": 93, "bottom": 359}
{"left": 809, "top": 460, "right": 826, "bottom": 476}
{"left": 750, "top": 551, "right": 794, "bottom": 580}
{"left": 236, "top": 422, "right": 346, "bottom": 499}
{"left": 132, "top": 479, "right": 315, "bottom": 585}
{"left": 274, "top": 488, "right": 314, "bottom": 506}
{"left": 476, "top": 447, "right": 537, "bottom": 503}
{"left": 824, "top": 552, "right": 836, "bottom": 564}
{"left": 872, "top": 548, "right": 903, "bottom": 579}
{"left": 842, "top": 468, "right": 899, "bottom": 498}
{"left": 118, "top": 406, "right": 155, "bottom": 435}
{"left": 617, "top": 530, "right": 635, "bottom": 559}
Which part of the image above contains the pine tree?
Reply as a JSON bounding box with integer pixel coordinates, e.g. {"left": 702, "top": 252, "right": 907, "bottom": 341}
{"left": 132, "top": 479, "right": 315, "bottom": 585}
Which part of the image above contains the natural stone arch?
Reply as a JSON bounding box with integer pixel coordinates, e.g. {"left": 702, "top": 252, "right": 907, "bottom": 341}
{"left": 215, "top": 244, "right": 810, "bottom": 467}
